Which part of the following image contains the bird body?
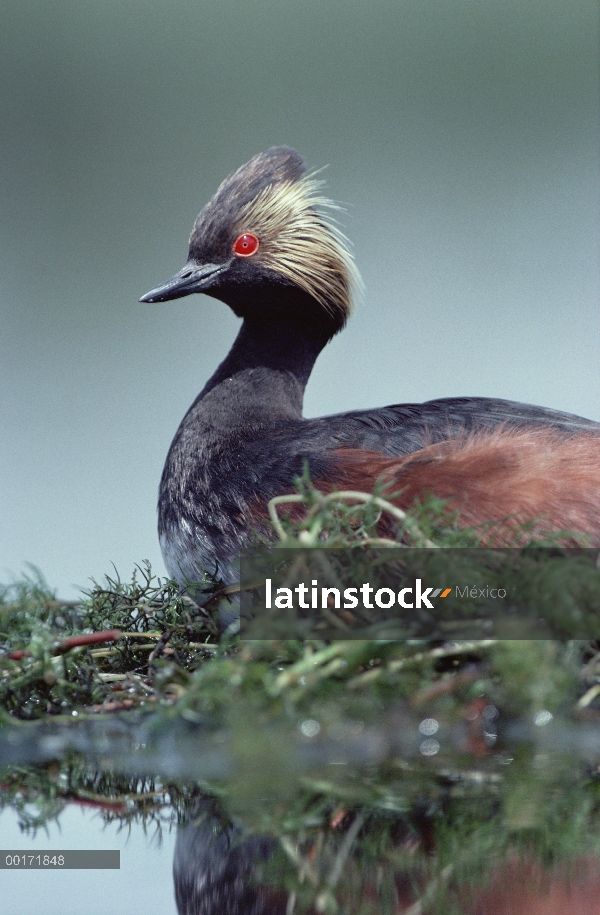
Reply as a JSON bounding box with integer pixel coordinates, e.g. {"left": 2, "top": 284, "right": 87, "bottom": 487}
{"left": 141, "top": 147, "right": 600, "bottom": 587}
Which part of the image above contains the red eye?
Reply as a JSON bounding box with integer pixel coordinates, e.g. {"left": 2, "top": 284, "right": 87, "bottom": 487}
{"left": 232, "top": 233, "right": 259, "bottom": 257}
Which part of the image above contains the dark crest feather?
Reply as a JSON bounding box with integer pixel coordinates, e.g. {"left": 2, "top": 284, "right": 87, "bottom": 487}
{"left": 186, "top": 146, "right": 361, "bottom": 321}
{"left": 189, "top": 147, "right": 306, "bottom": 254}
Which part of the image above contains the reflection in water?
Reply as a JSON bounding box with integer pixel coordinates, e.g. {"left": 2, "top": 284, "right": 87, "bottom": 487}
{"left": 458, "top": 860, "right": 600, "bottom": 915}
{"left": 3, "top": 757, "right": 600, "bottom": 914}
{"left": 5, "top": 690, "right": 600, "bottom": 912}
{"left": 173, "top": 800, "right": 286, "bottom": 915}
{"left": 172, "top": 807, "right": 600, "bottom": 915}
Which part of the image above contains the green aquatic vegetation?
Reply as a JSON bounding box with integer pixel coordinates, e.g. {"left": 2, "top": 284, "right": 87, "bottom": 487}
{"left": 1, "top": 483, "right": 600, "bottom": 913}
{"left": 0, "top": 563, "right": 220, "bottom": 720}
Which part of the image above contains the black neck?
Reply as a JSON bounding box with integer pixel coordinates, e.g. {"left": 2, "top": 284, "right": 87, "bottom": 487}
{"left": 199, "top": 290, "right": 338, "bottom": 420}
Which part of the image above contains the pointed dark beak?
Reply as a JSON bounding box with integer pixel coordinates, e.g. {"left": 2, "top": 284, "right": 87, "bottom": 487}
{"left": 139, "top": 262, "right": 228, "bottom": 303}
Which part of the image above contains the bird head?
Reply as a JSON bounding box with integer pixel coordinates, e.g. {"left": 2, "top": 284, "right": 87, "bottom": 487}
{"left": 140, "top": 146, "right": 361, "bottom": 335}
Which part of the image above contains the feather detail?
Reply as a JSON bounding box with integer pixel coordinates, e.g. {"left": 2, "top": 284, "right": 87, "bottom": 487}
{"left": 319, "top": 429, "right": 600, "bottom": 544}
{"left": 188, "top": 146, "right": 361, "bottom": 322}
{"left": 235, "top": 174, "right": 361, "bottom": 321}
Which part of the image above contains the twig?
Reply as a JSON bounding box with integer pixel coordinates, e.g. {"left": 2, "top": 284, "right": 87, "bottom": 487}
{"left": 268, "top": 490, "right": 437, "bottom": 547}
{"left": 7, "top": 629, "right": 122, "bottom": 661}
{"left": 387, "top": 640, "right": 498, "bottom": 673}
{"left": 326, "top": 810, "right": 366, "bottom": 889}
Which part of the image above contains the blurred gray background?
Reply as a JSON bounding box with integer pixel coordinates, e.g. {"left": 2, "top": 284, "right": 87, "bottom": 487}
{"left": 1, "top": 1, "right": 598, "bottom": 598}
